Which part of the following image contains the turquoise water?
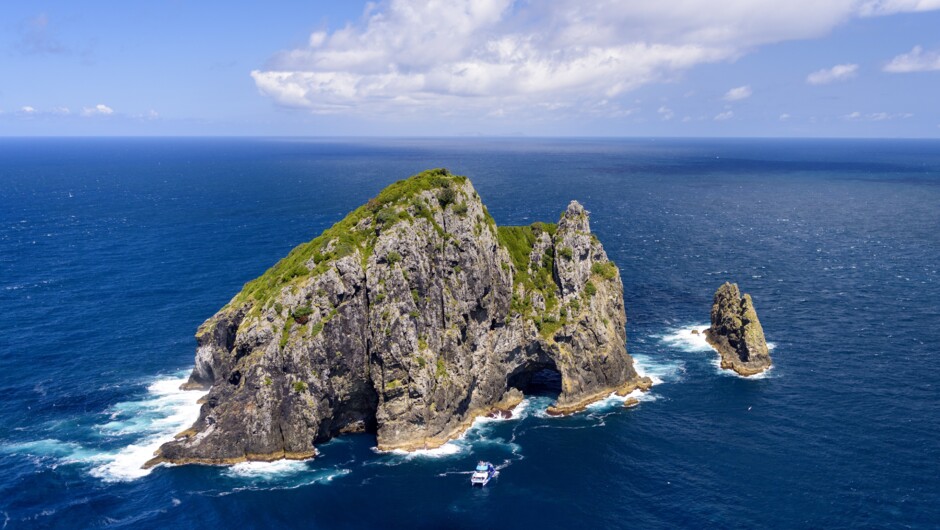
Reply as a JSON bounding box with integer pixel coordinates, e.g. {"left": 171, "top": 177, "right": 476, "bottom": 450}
{"left": 1, "top": 138, "right": 938, "bottom": 528}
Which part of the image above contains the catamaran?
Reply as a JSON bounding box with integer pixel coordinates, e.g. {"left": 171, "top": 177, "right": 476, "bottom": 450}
{"left": 470, "top": 461, "right": 497, "bottom": 486}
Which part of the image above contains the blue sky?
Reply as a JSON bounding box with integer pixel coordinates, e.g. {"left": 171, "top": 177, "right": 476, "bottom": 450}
{"left": 2, "top": 0, "right": 939, "bottom": 137}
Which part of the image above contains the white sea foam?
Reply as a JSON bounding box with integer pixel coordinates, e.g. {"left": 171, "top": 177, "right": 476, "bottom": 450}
{"left": 224, "top": 460, "right": 311, "bottom": 479}
{"left": 569, "top": 352, "right": 686, "bottom": 413}
{"left": 0, "top": 439, "right": 107, "bottom": 464}
{"left": 468, "top": 398, "right": 530, "bottom": 426}
{"left": 658, "top": 324, "right": 713, "bottom": 352}
{"left": 375, "top": 441, "right": 464, "bottom": 459}
{"left": 216, "top": 467, "right": 352, "bottom": 494}
{"left": 659, "top": 324, "right": 776, "bottom": 379}
{"left": 633, "top": 353, "right": 684, "bottom": 385}
{"left": 90, "top": 375, "right": 206, "bottom": 482}
{"left": 584, "top": 388, "right": 651, "bottom": 411}
{"left": 1, "top": 373, "right": 205, "bottom": 482}
{"left": 710, "top": 357, "right": 775, "bottom": 379}
{"left": 372, "top": 397, "right": 532, "bottom": 459}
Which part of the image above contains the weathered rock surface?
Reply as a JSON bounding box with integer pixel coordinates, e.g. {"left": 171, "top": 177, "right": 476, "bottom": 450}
{"left": 149, "top": 169, "right": 650, "bottom": 467}
{"left": 704, "top": 282, "right": 772, "bottom": 376}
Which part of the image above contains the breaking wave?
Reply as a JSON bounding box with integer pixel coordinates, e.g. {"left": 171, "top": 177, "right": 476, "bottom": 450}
{"left": 657, "top": 324, "right": 776, "bottom": 379}
{"left": 1, "top": 372, "right": 205, "bottom": 482}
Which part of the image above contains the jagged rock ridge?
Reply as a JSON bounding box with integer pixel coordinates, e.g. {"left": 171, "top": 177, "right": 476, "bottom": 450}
{"left": 149, "top": 169, "right": 650, "bottom": 466}
{"left": 705, "top": 282, "right": 772, "bottom": 376}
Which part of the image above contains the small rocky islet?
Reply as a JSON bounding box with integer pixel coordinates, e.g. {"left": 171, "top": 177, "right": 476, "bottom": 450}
{"left": 705, "top": 282, "right": 773, "bottom": 376}
{"left": 148, "top": 169, "right": 651, "bottom": 467}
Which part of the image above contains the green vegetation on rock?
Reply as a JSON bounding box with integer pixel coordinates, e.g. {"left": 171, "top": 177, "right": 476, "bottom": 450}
{"left": 584, "top": 281, "right": 597, "bottom": 297}
{"left": 591, "top": 261, "right": 618, "bottom": 280}
{"left": 231, "top": 168, "right": 464, "bottom": 313}
{"left": 280, "top": 317, "right": 295, "bottom": 348}
{"left": 436, "top": 358, "right": 448, "bottom": 379}
{"left": 497, "top": 223, "right": 559, "bottom": 319}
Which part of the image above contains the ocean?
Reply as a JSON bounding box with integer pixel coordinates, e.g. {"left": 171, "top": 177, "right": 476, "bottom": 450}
{"left": 1, "top": 137, "right": 938, "bottom": 528}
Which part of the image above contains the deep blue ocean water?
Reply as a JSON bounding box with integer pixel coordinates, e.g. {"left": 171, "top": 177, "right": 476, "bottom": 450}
{"left": 1, "top": 137, "right": 938, "bottom": 528}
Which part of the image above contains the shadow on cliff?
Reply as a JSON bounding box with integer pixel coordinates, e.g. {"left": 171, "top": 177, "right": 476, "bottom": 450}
{"left": 507, "top": 362, "right": 563, "bottom": 398}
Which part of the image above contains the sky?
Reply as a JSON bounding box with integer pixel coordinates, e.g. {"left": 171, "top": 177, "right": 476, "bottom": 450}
{"left": 1, "top": 0, "right": 939, "bottom": 137}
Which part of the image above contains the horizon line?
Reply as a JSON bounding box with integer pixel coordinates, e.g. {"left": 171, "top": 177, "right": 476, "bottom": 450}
{"left": 1, "top": 135, "right": 939, "bottom": 141}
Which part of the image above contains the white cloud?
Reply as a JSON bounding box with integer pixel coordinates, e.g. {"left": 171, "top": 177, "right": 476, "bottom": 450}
{"left": 723, "top": 85, "right": 752, "bottom": 101}
{"left": 251, "top": 0, "right": 940, "bottom": 116}
{"left": 857, "top": 0, "right": 940, "bottom": 16}
{"left": 658, "top": 106, "right": 674, "bottom": 120}
{"left": 81, "top": 104, "right": 114, "bottom": 117}
{"left": 308, "top": 31, "right": 327, "bottom": 48}
{"left": 14, "top": 105, "right": 70, "bottom": 116}
{"left": 779, "top": 113, "right": 791, "bottom": 121}
{"left": 844, "top": 110, "right": 913, "bottom": 120}
{"left": 807, "top": 63, "right": 859, "bottom": 84}
{"left": 131, "top": 109, "right": 160, "bottom": 120}
{"left": 714, "top": 110, "right": 734, "bottom": 121}
{"left": 884, "top": 45, "right": 940, "bottom": 72}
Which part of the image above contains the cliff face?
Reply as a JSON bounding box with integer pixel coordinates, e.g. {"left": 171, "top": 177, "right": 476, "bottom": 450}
{"left": 705, "top": 282, "right": 772, "bottom": 376}
{"left": 150, "top": 169, "right": 649, "bottom": 466}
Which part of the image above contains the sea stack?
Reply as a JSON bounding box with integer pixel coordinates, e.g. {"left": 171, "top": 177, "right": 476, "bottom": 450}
{"left": 704, "top": 282, "right": 772, "bottom": 377}
{"left": 147, "top": 169, "right": 650, "bottom": 467}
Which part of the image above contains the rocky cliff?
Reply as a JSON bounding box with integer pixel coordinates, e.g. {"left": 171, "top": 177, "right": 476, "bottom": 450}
{"left": 148, "top": 169, "right": 650, "bottom": 466}
{"left": 705, "top": 282, "right": 772, "bottom": 376}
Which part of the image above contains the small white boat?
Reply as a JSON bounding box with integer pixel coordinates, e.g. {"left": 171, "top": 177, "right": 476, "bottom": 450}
{"left": 470, "top": 461, "right": 497, "bottom": 486}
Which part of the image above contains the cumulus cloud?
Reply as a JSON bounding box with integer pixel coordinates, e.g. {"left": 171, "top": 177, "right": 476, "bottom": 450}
{"left": 807, "top": 63, "right": 859, "bottom": 84}
{"left": 81, "top": 104, "right": 114, "bottom": 117}
{"left": 251, "top": 0, "right": 940, "bottom": 116}
{"left": 20, "top": 106, "right": 36, "bottom": 114}
{"left": 723, "top": 85, "right": 752, "bottom": 101}
{"left": 658, "top": 106, "right": 675, "bottom": 120}
{"left": 884, "top": 45, "right": 940, "bottom": 72}
{"left": 779, "top": 113, "right": 792, "bottom": 121}
{"left": 714, "top": 111, "right": 734, "bottom": 121}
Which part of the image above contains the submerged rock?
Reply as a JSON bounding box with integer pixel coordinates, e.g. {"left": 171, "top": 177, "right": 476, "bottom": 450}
{"left": 148, "top": 169, "right": 650, "bottom": 467}
{"left": 704, "top": 282, "right": 772, "bottom": 376}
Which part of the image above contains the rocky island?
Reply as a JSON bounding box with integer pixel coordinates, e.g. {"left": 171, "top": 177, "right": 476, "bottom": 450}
{"left": 705, "top": 282, "right": 772, "bottom": 376}
{"left": 148, "top": 169, "right": 651, "bottom": 467}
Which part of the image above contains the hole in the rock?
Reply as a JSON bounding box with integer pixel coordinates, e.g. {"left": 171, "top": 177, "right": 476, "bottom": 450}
{"left": 507, "top": 364, "right": 562, "bottom": 397}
